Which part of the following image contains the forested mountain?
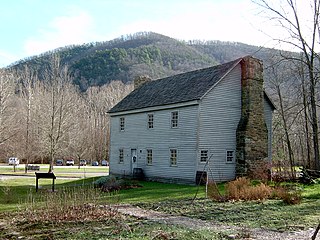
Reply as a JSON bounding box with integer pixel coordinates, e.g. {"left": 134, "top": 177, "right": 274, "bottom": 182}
{"left": 8, "top": 32, "right": 285, "bottom": 91}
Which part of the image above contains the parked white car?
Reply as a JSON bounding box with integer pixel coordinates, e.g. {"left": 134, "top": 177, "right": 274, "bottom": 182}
{"left": 8, "top": 157, "right": 19, "bottom": 165}
{"left": 66, "top": 159, "right": 74, "bottom": 166}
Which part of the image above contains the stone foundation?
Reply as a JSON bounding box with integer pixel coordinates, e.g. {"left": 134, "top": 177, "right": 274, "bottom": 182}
{"left": 134, "top": 75, "right": 151, "bottom": 89}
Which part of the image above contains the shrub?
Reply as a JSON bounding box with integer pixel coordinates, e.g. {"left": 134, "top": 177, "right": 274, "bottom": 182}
{"left": 93, "top": 175, "right": 116, "bottom": 188}
{"left": 94, "top": 175, "right": 142, "bottom": 193}
{"left": 248, "top": 160, "right": 271, "bottom": 182}
{"left": 272, "top": 185, "right": 302, "bottom": 205}
{"left": 226, "top": 177, "right": 272, "bottom": 201}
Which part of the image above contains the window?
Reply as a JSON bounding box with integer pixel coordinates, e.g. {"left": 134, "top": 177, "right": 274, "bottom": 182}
{"left": 148, "top": 114, "right": 154, "bottom": 129}
{"left": 170, "top": 149, "right": 177, "bottom": 166}
{"left": 226, "top": 150, "right": 235, "bottom": 163}
{"left": 146, "top": 149, "right": 153, "bottom": 165}
{"left": 119, "top": 149, "right": 124, "bottom": 163}
{"left": 120, "top": 117, "right": 125, "bottom": 131}
{"left": 171, "top": 111, "right": 178, "bottom": 128}
{"left": 200, "top": 150, "right": 208, "bottom": 162}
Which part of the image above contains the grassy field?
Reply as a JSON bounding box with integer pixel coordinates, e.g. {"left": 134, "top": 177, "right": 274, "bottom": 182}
{"left": 0, "top": 177, "right": 204, "bottom": 211}
{"left": 0, "top": 163, "right": 109, "bottom": 178}
{"left": 0, "top": 176, "right": 319, "bottom": 239}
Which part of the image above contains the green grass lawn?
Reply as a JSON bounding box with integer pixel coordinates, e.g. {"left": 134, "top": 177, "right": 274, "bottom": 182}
{"left": 0, "top": 177, "right": 204, "bottom": 211}
{"left": 0, "top": 176, "right": 319, "bottom": 239}
{"left": 107, "top": 181, "right": 206, "bottom": 203}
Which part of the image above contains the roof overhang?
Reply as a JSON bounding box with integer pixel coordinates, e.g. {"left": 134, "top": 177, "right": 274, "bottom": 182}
{"left": 108, "top": 100, "right": 199, "bottom": 117}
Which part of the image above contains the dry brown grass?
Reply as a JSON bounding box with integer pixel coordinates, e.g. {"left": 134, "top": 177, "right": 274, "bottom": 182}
{"left": 207, "top": 180, "right": 226, "bottom": 202}
{"left": 19, "top": 186, "right": 119, "bottom": 223}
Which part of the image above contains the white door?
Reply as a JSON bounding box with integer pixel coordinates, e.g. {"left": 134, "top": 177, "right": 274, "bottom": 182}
{"left": 131, "top": 149, "right": 137, "bottom": 174}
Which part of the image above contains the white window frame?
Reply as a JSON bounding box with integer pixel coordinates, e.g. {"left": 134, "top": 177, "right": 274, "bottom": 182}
{"left": 119, "top": 149, "right": 124, "bottom": 163}
{"left": 146, "top": 149, "right": 153, "bottom": 165}
{"left": 171, "top": 111, "right": 178, "bottom": 128}
{"left": 170, "top": 149, "right": 177, "bottom": 166}
{"left": 226, "top": 150, "right": 235, "bottom": 163}
{"left": 200, "top": 150, "right": 208, "bottom": 162}
{"left": 147, "top": 114, "right": 154, "bottom": 129}
{"left": 120, "top": 117, "right": 125, "bottom": 131}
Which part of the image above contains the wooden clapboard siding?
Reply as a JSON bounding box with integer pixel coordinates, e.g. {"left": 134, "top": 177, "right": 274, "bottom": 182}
{"left": 197, "top": 64, "right": 241, "bottom": 182}
{"left": 264, "top": 96, "right": 273, "bottom": 161}
{"left": 109, "top": 104, "right": 198, "bottom": 181}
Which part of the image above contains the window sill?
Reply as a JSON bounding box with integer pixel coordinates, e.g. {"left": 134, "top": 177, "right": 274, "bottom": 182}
{"left": 226, "top": 161, "right": 235, "bottom": 164}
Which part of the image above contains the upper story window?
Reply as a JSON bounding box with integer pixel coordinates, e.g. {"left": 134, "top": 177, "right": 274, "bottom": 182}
{"left": 170, "top": 149, "right": 177, "bottom": 166}
{"left": 119, "top": 149, "right": 124, "bottom": 163}
{"left": 171, "top": 111, "right": 178, "bottom": 128}
{"left": 146, "top": 149, "right": 153, "bottom": 165}
{"left": 226, "top": 150, "right": 235, "bottom": 163}
{"left": 120, "top": 117, "right": 125, "bottom": 131}
{"left": 200, "top": 150, "right": 208, "bottom": 162}
{"left": 148, "top": 114, "right": 154, "bottom": 129}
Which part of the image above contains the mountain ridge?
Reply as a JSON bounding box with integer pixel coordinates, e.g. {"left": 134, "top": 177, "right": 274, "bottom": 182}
{"left": 8, "top": 32, "right": 286, "bottom": 91}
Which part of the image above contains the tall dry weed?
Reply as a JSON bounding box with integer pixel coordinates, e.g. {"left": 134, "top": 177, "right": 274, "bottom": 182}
{"left": 22, "top": 186, "right": 119, "bottom": 223}
{"left": 272, "top": 186, "right": 302, "bottom": 205}
{"left": 207, "top": 180, "right": 225, "bottom": 202}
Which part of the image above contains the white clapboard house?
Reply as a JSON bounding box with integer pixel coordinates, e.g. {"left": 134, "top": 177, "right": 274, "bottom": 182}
{"left": 108, "top": 56, "right": 275, "bottom": 184}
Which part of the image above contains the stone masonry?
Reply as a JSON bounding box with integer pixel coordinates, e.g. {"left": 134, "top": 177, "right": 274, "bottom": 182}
{"left": 236, "top": 56, "right": 268, "bottom": 177}
{"left": 134, "top": 75, "right": 151, "bottom": 89}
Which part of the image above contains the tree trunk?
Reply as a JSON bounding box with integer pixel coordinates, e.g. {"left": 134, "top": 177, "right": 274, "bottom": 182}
{"left": 276, "top": 84, "right": 295, "bottom": 178}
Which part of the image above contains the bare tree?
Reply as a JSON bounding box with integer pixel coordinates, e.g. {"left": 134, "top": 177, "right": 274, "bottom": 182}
{"left": 15, "top": 65, "right": 39, "bottom": 171}
{"left": 255, "top": 0, "right": 320, "bottom": 170}
{"left": 265, "top": 56, "right": 301, "bottom": 178}
{"left": 0, "top": 69, "right": 18, "bottom": 148}
{"left": 68, "top": 93, "right": 90, "bottom": 168}
{"left": 36, "top": 55, "right": 76, "bottom": 172}
{"left": 85, "top": 81, "right": 133, "bottom": 162}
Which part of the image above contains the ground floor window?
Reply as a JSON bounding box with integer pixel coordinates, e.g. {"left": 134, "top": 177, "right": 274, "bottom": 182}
{"left": 200, "top": 150, "right": 208, "bottom": 162}
{"left": 146, "top": 149, "right": 153, "bottom": 165}
{"left": 170, "top": 149, "right": 177, "bottom": 166}
{"left": 119, "top": 149, "right": 124, "bottom": 163}
{"left": 226, "top": 150, "right": 235, "bottom": 163}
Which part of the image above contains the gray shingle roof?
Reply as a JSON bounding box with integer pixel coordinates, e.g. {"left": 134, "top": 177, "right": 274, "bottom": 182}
{"left": 108, "top": 58, "right": 242, "bottom": 114}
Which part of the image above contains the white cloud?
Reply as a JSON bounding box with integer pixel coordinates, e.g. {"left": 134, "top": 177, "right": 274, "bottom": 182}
{"left": 114, "top": 0, "right": 270, "bottom": 47}
{"left": 24, "top": 8, "right": 96, "bottom": 56}
{"left": 19, "top": 0, "right": 311, "bottom": 61}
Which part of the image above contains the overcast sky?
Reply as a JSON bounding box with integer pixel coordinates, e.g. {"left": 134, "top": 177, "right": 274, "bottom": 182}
{"left": 0, "top": 0, "right": 310, "bottom": 67}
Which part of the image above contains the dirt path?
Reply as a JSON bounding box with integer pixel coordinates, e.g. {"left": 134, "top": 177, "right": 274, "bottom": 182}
{"left": 114, "top": 204, "right": 319, "bottom": 240}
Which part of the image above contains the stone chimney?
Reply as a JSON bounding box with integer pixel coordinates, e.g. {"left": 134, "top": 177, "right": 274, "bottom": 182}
{"left": 134, "top": 75, "right": 151, "bottom": 89}
{"left": 236, "top": 56, "right": 268, "bottom": 177}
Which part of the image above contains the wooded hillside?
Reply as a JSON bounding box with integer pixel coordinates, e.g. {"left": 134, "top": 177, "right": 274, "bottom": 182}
{"left": 9, "top": 32, "right": 283, "bottom": 91}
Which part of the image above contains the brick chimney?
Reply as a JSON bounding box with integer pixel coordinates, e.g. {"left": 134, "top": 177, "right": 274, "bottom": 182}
{"left": 134, "top": 75, "right": 151, "bottom": 89}
{"left": 236, "top": 56, "right": 268, "bottom": 177}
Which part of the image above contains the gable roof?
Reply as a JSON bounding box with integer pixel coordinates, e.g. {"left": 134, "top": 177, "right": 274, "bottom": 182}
{"left": 108, "top": 58, "right": 242, "bottom": 114}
